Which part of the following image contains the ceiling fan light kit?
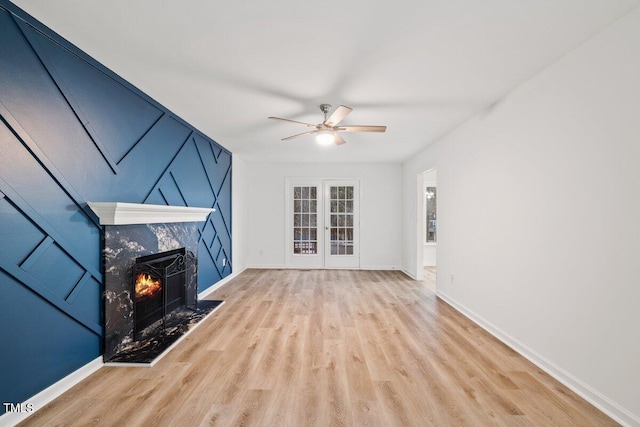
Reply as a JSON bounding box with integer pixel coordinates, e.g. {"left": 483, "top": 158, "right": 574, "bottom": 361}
{"left": 316, "top": 130, "right": 336, "bottom": 145}
{"left": 268, "top": 104, "right": 386, "bottom": 146}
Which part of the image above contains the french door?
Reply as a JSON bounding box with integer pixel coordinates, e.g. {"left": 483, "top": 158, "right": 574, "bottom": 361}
{"left": 324, "top": 180, "right": 360, "bottom": 268}
{"left": 286, "top": 179, "right": 360, "bottom": 269}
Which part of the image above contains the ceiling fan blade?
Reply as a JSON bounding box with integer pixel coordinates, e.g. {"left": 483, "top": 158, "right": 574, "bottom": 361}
{"left": 335, "top": 125, "right": 387, "bottom": 133}
{"left": 268, "top": 117, "right": 317, "bottom": 128}
{"left": 282, "top": 130, "right": 317, "bottom": 140}
{"left": 333, "top": 133, "right": 346, "bottom": 145}
{"left": 324, "top": 105, "right": 352, "bottom": 126}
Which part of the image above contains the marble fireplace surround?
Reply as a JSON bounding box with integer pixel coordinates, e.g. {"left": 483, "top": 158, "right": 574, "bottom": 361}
{"left": 88, "top": 202, "right": 216, "bottom": 363}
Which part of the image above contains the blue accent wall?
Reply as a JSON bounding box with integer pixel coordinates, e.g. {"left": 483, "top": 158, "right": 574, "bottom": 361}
{"left": 0, "top": 1, "right": 232, "bottom": 410}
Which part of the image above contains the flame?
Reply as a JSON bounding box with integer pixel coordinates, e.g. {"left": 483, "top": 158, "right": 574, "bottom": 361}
{"left": 135, "top": 273, "right": 161, "bottom": 299}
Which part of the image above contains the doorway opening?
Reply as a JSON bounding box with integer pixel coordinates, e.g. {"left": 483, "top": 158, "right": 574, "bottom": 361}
{"left": 417, "top": 168, "right": 437, "bottom": 292}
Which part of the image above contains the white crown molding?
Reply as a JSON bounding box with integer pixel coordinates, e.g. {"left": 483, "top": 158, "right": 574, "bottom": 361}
{"left": 87, "top": 202, "right": 215, "bottom": 225}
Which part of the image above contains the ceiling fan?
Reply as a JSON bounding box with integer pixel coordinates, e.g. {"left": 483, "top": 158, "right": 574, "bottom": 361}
{"left": 268, "top": 104, "right": 387, "bottom": 145}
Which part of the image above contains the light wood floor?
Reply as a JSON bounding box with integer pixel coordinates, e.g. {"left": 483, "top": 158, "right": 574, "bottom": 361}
{"left": 423, "top": 266, "right": 436, "bottom": 293}
{"left": 21, "top": 269, "right": 617, "bottom": 426}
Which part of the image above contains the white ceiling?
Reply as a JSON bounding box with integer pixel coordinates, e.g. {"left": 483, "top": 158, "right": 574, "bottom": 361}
{"left": 12, "top": 0, "right": 640, "bottom": 163}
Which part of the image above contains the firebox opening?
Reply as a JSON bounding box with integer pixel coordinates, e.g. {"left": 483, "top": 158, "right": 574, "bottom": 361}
{"left": 133, "top": 248, "right": 188, "bottom": 336}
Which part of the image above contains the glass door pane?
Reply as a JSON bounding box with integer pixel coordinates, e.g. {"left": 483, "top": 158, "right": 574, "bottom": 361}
{"left": 293, "top": 185, "right": 318, "bottom": 254}
{"left": 329, "top": 185, "right": 355, "bottom": 255}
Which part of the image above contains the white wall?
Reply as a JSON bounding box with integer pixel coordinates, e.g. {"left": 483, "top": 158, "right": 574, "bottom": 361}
{"left": 403, "top": 8, "right": 640, "bottom": 426}
{"left": 244, "top": 162, "right": 402, "bottom": 270}
{"left": 423, "top": 245, "right": 436, "bottom": 266}
{"left": 422, "top": 245, "right": 436, "bottom": 266}
{"left": 231, "top": 154, "right": 248, "bottom": 273}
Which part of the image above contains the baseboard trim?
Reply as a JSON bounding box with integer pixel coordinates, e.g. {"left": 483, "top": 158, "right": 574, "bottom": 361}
{"left": 400, "top": 267, "right": 418, "bottom": 280}
{"left": 437, "top": 291, "right": 640, "bottom": 427}
{"left": 245, "top": 264, "right": 403, "bottom": 271}
{"left": 246, "top": 264, "right": 288, "bottom": 269}
{"left": 198, "top": 267, "right": 247, "bottom": 299}
{"left": 0, "top": 356, "right": 103, "bottom": 427}
{"left": 360, "top": 265, "right": 401, "bottom": 271}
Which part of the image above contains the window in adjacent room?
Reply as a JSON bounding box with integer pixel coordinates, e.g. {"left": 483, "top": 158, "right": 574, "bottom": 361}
{"left": 425, "top": 187, "right": 437, "bottom": 243}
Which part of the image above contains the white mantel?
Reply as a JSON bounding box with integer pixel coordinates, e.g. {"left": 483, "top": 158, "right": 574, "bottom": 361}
{"left": 87, "top": 202, "right": 215, "bottom": 225}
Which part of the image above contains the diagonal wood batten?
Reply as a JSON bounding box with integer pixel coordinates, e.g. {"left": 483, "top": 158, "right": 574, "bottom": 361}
{"left": 19, "top": 269, "right": 618, "bottom": 427}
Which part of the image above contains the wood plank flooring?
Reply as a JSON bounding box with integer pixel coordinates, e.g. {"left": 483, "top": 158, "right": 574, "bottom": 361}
{"left": 20, "top": 269, "right": 617, "bottom": 426}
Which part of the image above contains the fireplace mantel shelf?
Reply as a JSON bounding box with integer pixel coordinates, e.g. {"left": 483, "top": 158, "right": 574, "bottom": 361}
{"left": 87, "top": 202, "right": 215, "bottom": 225}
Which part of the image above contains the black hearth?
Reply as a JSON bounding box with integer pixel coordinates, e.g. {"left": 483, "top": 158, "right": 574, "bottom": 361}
{"left": 133, "top": 248, "right": 192, "bottom": 335}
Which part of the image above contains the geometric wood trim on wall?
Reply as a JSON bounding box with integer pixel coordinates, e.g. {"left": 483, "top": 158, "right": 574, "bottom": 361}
{"left": 144, "top": 133, "right": 233, "bottom": 289}
{"left": 15, "top": 17, "right": 165, "bottom": 174}
{"left": 0, "top": 1, "right": 232, "bottom": 411}
{"left": 0, "top": 178, "right": 103, "bottom": 336}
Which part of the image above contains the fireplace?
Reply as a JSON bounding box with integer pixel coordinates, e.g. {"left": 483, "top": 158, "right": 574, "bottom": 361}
{"left": 89, "top": 202, "right": 224, "bottom": 364}
{"left": 133, "top": 248, "right": 192, "bottom": 335}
